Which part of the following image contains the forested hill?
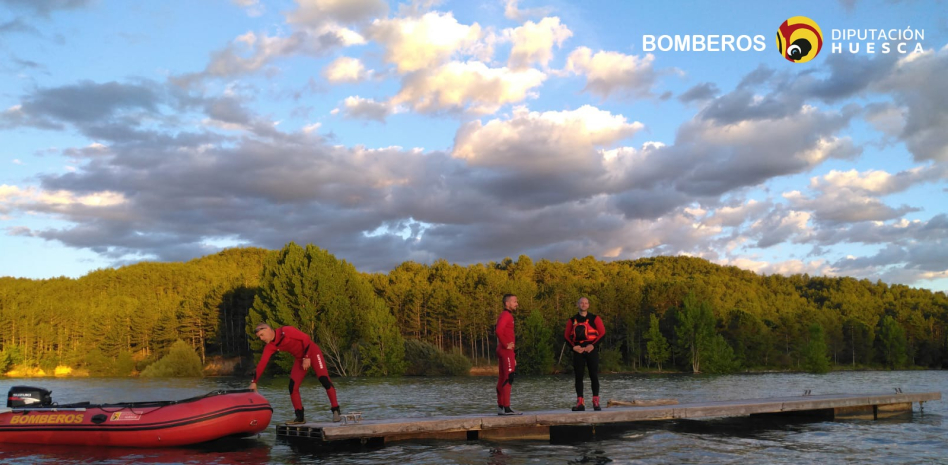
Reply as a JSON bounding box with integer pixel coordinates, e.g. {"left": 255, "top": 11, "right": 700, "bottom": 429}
{"left": 0, "top": 247, "right": 270, "bottom": 373}
{"left": 1, "top": 245, "right": 946, "bottom": 376}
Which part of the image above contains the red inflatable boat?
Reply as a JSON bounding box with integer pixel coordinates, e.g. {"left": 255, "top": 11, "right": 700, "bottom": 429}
{"left": 0, "top": 386, "right": 272, "bottom": 447}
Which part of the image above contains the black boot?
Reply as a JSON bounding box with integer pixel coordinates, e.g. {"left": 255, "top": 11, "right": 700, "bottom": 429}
{"left": 286, "top": 408, "right": 305, "bottom": 425}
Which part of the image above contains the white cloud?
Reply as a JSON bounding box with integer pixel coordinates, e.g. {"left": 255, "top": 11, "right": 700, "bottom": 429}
{"left": 503, "top": 0, "right": 553, "bottom": 21}
{"left": 453, "top": 105, "right": 642, "bottom": 174}
{"left": 369, "top": 12, "right": 484, "bottom": 73}
{"left": 177, "top": 2, "right": 375, "bottom": 84}
{"left": 201, "top": 31, "right": 311, "bottom": 78}
{"left": 506, "top": 17, "right": 572, "bottom": 70}
{"left": 0, "top": 184, "right": 24, "bottom": 203}
{"left": 336, "top": 96, "right": 396, "bottom": 122}
{"left": 702, "top": 199, "right": 769, "bottom": 227}
{"left": 778, "top": 165, "right": 947, "bottom": 224}
{"left": 0, "top": 185, "right": 126, "bottom": 211}
{"left": 391, "top": 61, "right": 546, "bottom": 114}
{"left": 564, "top": 47, "right": 658, "bottom": 99}
{"left": 323, "top": 56, "right": 369, "bottom": 83}
{"left": 747, "top": 208, "right": 814, "bottom": 247}
{"left": 812, "top": 165, "right": 946, "bottom": 195}
{"left": 287, "top": 0, "right": 388, "bottom": 27}
{"left": 718, "top": 257, "right": 833, "bottom": 277}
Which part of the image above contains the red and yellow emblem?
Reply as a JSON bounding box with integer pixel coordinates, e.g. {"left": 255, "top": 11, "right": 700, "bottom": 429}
{"left": 777, "top": 16, "right": 823, "bottom": 63}
{"left": 110, "top": 411, "right": 142, "bottom": 421}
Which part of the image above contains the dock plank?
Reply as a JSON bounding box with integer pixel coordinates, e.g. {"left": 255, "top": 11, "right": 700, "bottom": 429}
{"left": 277, "top": 391, "right": 940, "bottom": 444}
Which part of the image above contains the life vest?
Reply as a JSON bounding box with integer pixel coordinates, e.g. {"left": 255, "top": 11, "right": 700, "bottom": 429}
{"left": 572, "top": 314, "right": 600, "bottom": 344}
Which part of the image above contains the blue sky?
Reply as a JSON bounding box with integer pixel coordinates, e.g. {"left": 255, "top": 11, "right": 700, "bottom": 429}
{"left": 1, "top": 0, "right": 946, "bottom": 291}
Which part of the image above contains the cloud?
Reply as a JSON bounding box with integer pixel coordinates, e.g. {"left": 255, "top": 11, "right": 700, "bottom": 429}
{"left": 698, "top": 88, "right": 805, "bottom": 125}
{"left": 368, "top": 11, "right": 484, "bottom": 73}
{"left": 748, "top": 206, "right": 813, "bottom": 248}
{"left": 736, "top": 64, "right": 775, "bottom": 89}
{"left": 812, "top": 165, "right": 946, "bottom": 196}
{"left": 231, "top": 0, "right": 264, "bottom": 17}
{"left": 668, "top": 108, "right": 861, "bottom": 197}
{"left": 286, "top": 0, "right": 388, "bottom": 27}
{"left": 3, "top": 25, "right": 946, "bottom": 291}
{"left": 506, "top": 17, "right": 572, "bottom": 70}
{"left": 391, "top": 61, "right": 546, "bottom": 114}
{"left": 0, "top": 80, "right": 161, "bottom": 131}
{"left": 11, "top": 56, "right": 45, "bottom": 70}
{"left": 778, "top": 165, "right": 945, "bottom": 224}
{"left": 837, "top": 0, "right": 858, "bottom": 11}
{"left": 702, "top": 199, "right": 769, "bottom": 227}
{"left": 334, "top": 96, "right": 395, "bottom": 122}
{"left": 879, "top": 50, "right": 948, "bottom": 162}
{"left": 503, "top": 0, "right": 554, "bottom": 21}
{"left": 718, "top": 256, "right": 833, "bottom": 278}
{"left": 0, "top": 184, "right": 126, "bottom": 218}
{"left": 0, "top": 18, "right": 40, "bottom": 36}
{"left": 454, "top": 104, "right": 642, "bottom": 171}
{"left": 787, "top": 189, "right": 914, "bottom": 225}
{"left": 451, "top": 105, "right": 642, "bottom": 208}
{"left": 864, "top": 102, "right": 905, "bottom": 138}
{"left": 179, "top": 30, "right": 346, "bottom": 83}
{"left": 176, "top": 0, "right": 387, "bottom": 85}
{"left": 832, "top": 239, "right": 948, "bottom": 285}
{"left": 677, "top": 82, "right": 719, "bottom": 103}
{"left": 0, "top": 79, "right": 284, "bottom": 142}
{"left": 789, "top": 50, "right": 948, "bottom": 162}
{"left": 0, "top": 0, "right": 94, "bottom": 16}
{"left": 323, "top": 56, "right": 369, "bottom": 83}
{"left": 564, "top": 47, "right": 658, "bottom": 99}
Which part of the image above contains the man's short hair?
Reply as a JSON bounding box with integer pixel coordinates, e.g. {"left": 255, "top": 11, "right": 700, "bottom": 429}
{"left": 254, "top": 322, "right": 271, "bottom": 333}
{"left": 503, "top": 294, "right": 516, "bottom": 304}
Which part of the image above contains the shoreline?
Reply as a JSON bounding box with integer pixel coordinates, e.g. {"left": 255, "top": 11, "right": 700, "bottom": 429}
{"left": 3, "top": 364, "right": 935, "bottom": 378}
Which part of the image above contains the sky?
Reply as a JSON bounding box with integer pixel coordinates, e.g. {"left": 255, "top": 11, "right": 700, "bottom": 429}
{"left": 1, "top": 0, "right": 946, "bottom": 291}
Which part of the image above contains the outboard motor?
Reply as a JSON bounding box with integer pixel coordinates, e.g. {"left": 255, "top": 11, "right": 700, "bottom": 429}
{"left": 7, "top": 386, "right": 52, "bottom": 408}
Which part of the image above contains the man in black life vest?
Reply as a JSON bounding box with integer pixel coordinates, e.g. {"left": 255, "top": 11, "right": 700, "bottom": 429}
{"left": 564, "top": 297, "right": 606, "bottom": 411}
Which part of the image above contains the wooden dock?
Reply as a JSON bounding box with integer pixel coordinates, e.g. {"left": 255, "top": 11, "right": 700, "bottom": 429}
{"left": 275, "top": 391, "right": 940, "bottom": 447}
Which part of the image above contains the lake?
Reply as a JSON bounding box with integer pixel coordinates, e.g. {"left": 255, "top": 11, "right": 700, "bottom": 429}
{"left": 1, "top": 370, "right": 945, "bottom": 464}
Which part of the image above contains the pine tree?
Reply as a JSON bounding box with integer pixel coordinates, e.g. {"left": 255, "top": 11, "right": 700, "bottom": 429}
{"left": 518, "top": 310, "right": 554, "bottom": 375}
{"left": 703, "top": 335, "right": 740, "bottom": 374}
{"left": 801, "top": 324, "right": 830, "bottom": 373}
{"left": 645, "top": 314, "right": 670, "bottom": 371}
{"left": 878, "top": 315, "right": 908, "bottom": 368}
{"left": 249, "top": 242, "right": 405, "bottom": 376}
{"left": 675, "top": 293, "right": 715, "bottom": 373}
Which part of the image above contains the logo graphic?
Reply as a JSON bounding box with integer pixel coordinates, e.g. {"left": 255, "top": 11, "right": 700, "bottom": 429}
{"left": 110, "top": 411, "right": 142, "bottom": 421}
{"left": 777, "top": 16, "right": 823, "bottom": 63}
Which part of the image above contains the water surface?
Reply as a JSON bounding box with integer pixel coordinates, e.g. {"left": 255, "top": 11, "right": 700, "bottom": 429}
{"left": 1, "top": 371, "right": 944, "bottom": 464}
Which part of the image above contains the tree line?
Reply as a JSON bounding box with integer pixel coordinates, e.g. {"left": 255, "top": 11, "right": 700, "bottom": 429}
{"left": 1, "top": 243, "right": 945, "bottom": 377}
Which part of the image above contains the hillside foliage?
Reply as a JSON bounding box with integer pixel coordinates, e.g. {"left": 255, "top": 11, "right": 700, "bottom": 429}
{"left": 1, "top": 247, "right": 946, "bottom": 376}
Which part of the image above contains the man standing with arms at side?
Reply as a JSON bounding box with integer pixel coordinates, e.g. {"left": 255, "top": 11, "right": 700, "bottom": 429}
{"left": 496, "top": 294, "right": 522, "bottom": 415}
{"left": 250, "top": 322, "right": 342, "bottom": 424}
{"left": 565, "top": 297, "right": 606, "bottom": 411}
